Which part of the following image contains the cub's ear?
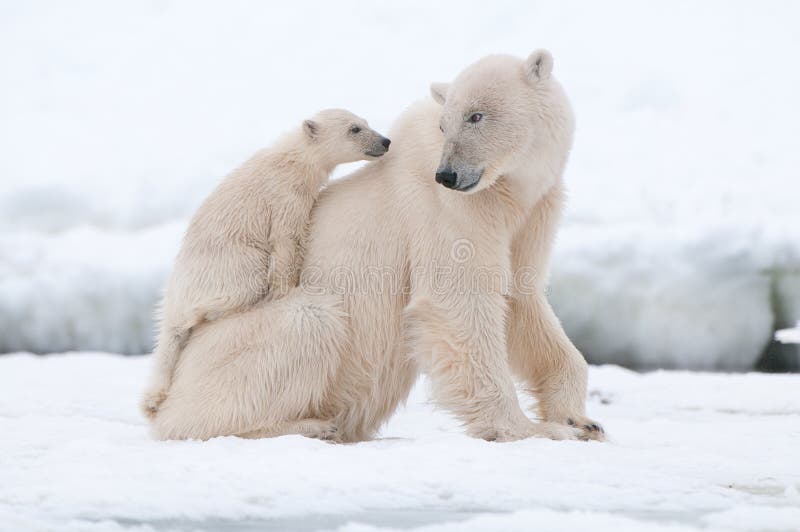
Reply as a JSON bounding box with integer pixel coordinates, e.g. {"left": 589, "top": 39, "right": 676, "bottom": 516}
{"left": 523, "top": 49, "right": 553, "bottom": 82}
{"left": 429, "top": 82, "right": 449, "bottom": 105}
{"left": 303, "top": 119, "right": 318, "bottom": 139}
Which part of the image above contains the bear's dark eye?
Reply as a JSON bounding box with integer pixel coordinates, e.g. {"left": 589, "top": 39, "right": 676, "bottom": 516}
{"left": 439, "top": 125, "right": 444, "bottom": 133}
{"left": 350, "top": 126, "right": 361, "bottom": 134}
{"left": 468, "top": 113, "right": 483, "bottom": 123}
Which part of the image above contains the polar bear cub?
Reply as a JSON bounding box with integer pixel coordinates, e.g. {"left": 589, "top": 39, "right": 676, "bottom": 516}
{"left": 141, "top": 109, "right": 390, "bottom": 418}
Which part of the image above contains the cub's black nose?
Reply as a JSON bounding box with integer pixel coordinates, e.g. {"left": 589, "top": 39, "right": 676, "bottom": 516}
{"left": 435, "top": 170, "right": 458, "bottom": 189}
{"left": 381, "top": 137, "right": 391, "bottom": 149}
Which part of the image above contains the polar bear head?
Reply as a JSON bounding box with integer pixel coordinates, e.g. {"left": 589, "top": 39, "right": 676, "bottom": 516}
{"left": 430, "top": 50, "right": 573, "bottom": 194}
{"left": 303, "top": 109, "right": 391, "bottom": 164}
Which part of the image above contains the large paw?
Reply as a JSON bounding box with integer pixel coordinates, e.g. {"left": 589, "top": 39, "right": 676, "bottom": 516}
{"left": 473, "top": 421, "right": 582, "bottom": 442}
{"left": 563, "top": 415, "right": 605, "bottom": 441}
{"left": 300, "top": 420, "right": 340, "bottom": 442}
{"left": 528, "top": 422, "right": 585, "bottom": 441}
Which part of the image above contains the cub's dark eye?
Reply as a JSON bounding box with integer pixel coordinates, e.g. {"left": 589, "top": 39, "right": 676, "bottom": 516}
{"left": 350, "top": 126, "right": 361, "bottom": 134}
{"left": 468, "top": 113, "right": 483, "bottom": 123}
{"left": 439, "top": 125, "right": 444, "bottom": 133}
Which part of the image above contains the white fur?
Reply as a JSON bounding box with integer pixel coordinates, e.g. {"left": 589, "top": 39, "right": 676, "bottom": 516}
{"left": 141, "top": 109, "right": 388, "bottom": 419}
{"left": 150, "top": 51, "right": 604, "bottom": 442}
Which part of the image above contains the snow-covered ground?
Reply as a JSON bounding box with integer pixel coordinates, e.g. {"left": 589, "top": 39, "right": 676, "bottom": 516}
{"left": 1, "top": 352, "right": 799, "bottom": 531}
{"left": 1, "top": 1, "right": 799, "bottom": 367}
{"left": 776, "top": 323, "right": 800, "bottom": 345}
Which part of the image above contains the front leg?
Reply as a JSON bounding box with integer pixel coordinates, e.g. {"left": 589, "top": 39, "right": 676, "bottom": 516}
{"left": 507, "top": 293, "right": 604, "bottom": 440}
{"left": 266, "top": 235, "right": 301, "bottom": 300}
{"left": 404, "top": 295, "right": 582, "bottom": 442}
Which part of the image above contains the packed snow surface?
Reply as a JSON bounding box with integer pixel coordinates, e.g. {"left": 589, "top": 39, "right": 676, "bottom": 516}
{"left": 1, "top": 1, "right": 799, "bottom": 367}
{"left": 1, "top": 353, "right": 799, "bottom": 532}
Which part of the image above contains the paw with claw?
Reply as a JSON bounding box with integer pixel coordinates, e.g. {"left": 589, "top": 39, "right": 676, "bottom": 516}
{"left": 564, "top": 415, "right": 605, "bottom": 441}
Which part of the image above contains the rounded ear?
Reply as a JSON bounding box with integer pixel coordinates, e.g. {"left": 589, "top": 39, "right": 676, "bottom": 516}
{"left": 523, "top": 49, "right": 553, "bottom": 82}
{"left": 303, "top": 119, "right": 318, "bottom": 139}
{"left": 429, "top": 82, "right": 449, "bottom": 105}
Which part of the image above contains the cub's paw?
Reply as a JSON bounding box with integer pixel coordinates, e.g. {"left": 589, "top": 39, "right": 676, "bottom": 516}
{"left": 140, "top": 388, "right": 168, "bottom": 419}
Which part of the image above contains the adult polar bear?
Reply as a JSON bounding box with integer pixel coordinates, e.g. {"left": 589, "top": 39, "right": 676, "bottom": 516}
{"left": 152, "top": 50, "right": 604, "bottom": 443}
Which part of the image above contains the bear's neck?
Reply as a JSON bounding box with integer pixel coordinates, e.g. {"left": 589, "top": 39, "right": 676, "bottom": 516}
{"left": 272, "top": 130, "right": 337, "bottom": 191}
{"left": 504, "top": 165, "right": 559, "bottom": 215}
{"left": 501, "top": 124, "right": 571, "bottom": 218}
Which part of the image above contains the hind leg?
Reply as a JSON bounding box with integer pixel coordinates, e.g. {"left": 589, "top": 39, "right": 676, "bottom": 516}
{"left": 143, "top": 248, "right": 273, "bottom": 418}
{"left": 141, "top": 322, "right": 194, "bottom": 418}
{"left": 151, "top": 291, "right": 349, "bottom": 441}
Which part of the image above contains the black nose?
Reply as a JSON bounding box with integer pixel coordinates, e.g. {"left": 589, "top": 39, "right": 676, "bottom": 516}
{"left": 381, "top": 137, "right": 391, "bottom": 149}
{"left": 435, "top": 170, "right": 458, "bottom": 189}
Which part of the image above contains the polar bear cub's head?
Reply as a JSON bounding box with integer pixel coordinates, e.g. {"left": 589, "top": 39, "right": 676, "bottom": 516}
{"left": 430, "top": 50, "right": 573, "bottom": 194}
{"left": 303, "top": 109, "right": 391, "bottom": 165}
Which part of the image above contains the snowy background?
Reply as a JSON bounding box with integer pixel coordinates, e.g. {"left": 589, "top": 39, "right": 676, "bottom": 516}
{"left": 1, "top": 0, "right": 799, "bottom": 370}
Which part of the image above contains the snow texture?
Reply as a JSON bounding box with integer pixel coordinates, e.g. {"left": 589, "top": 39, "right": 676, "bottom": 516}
{"left": 1, "top": 353, "right": 798, "bottom": 531}
{"left": 776, "top": 323, "right": 800, "bottom": 344}
{"left": 1, "top": 1, "right": 799, "bottom": 368}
